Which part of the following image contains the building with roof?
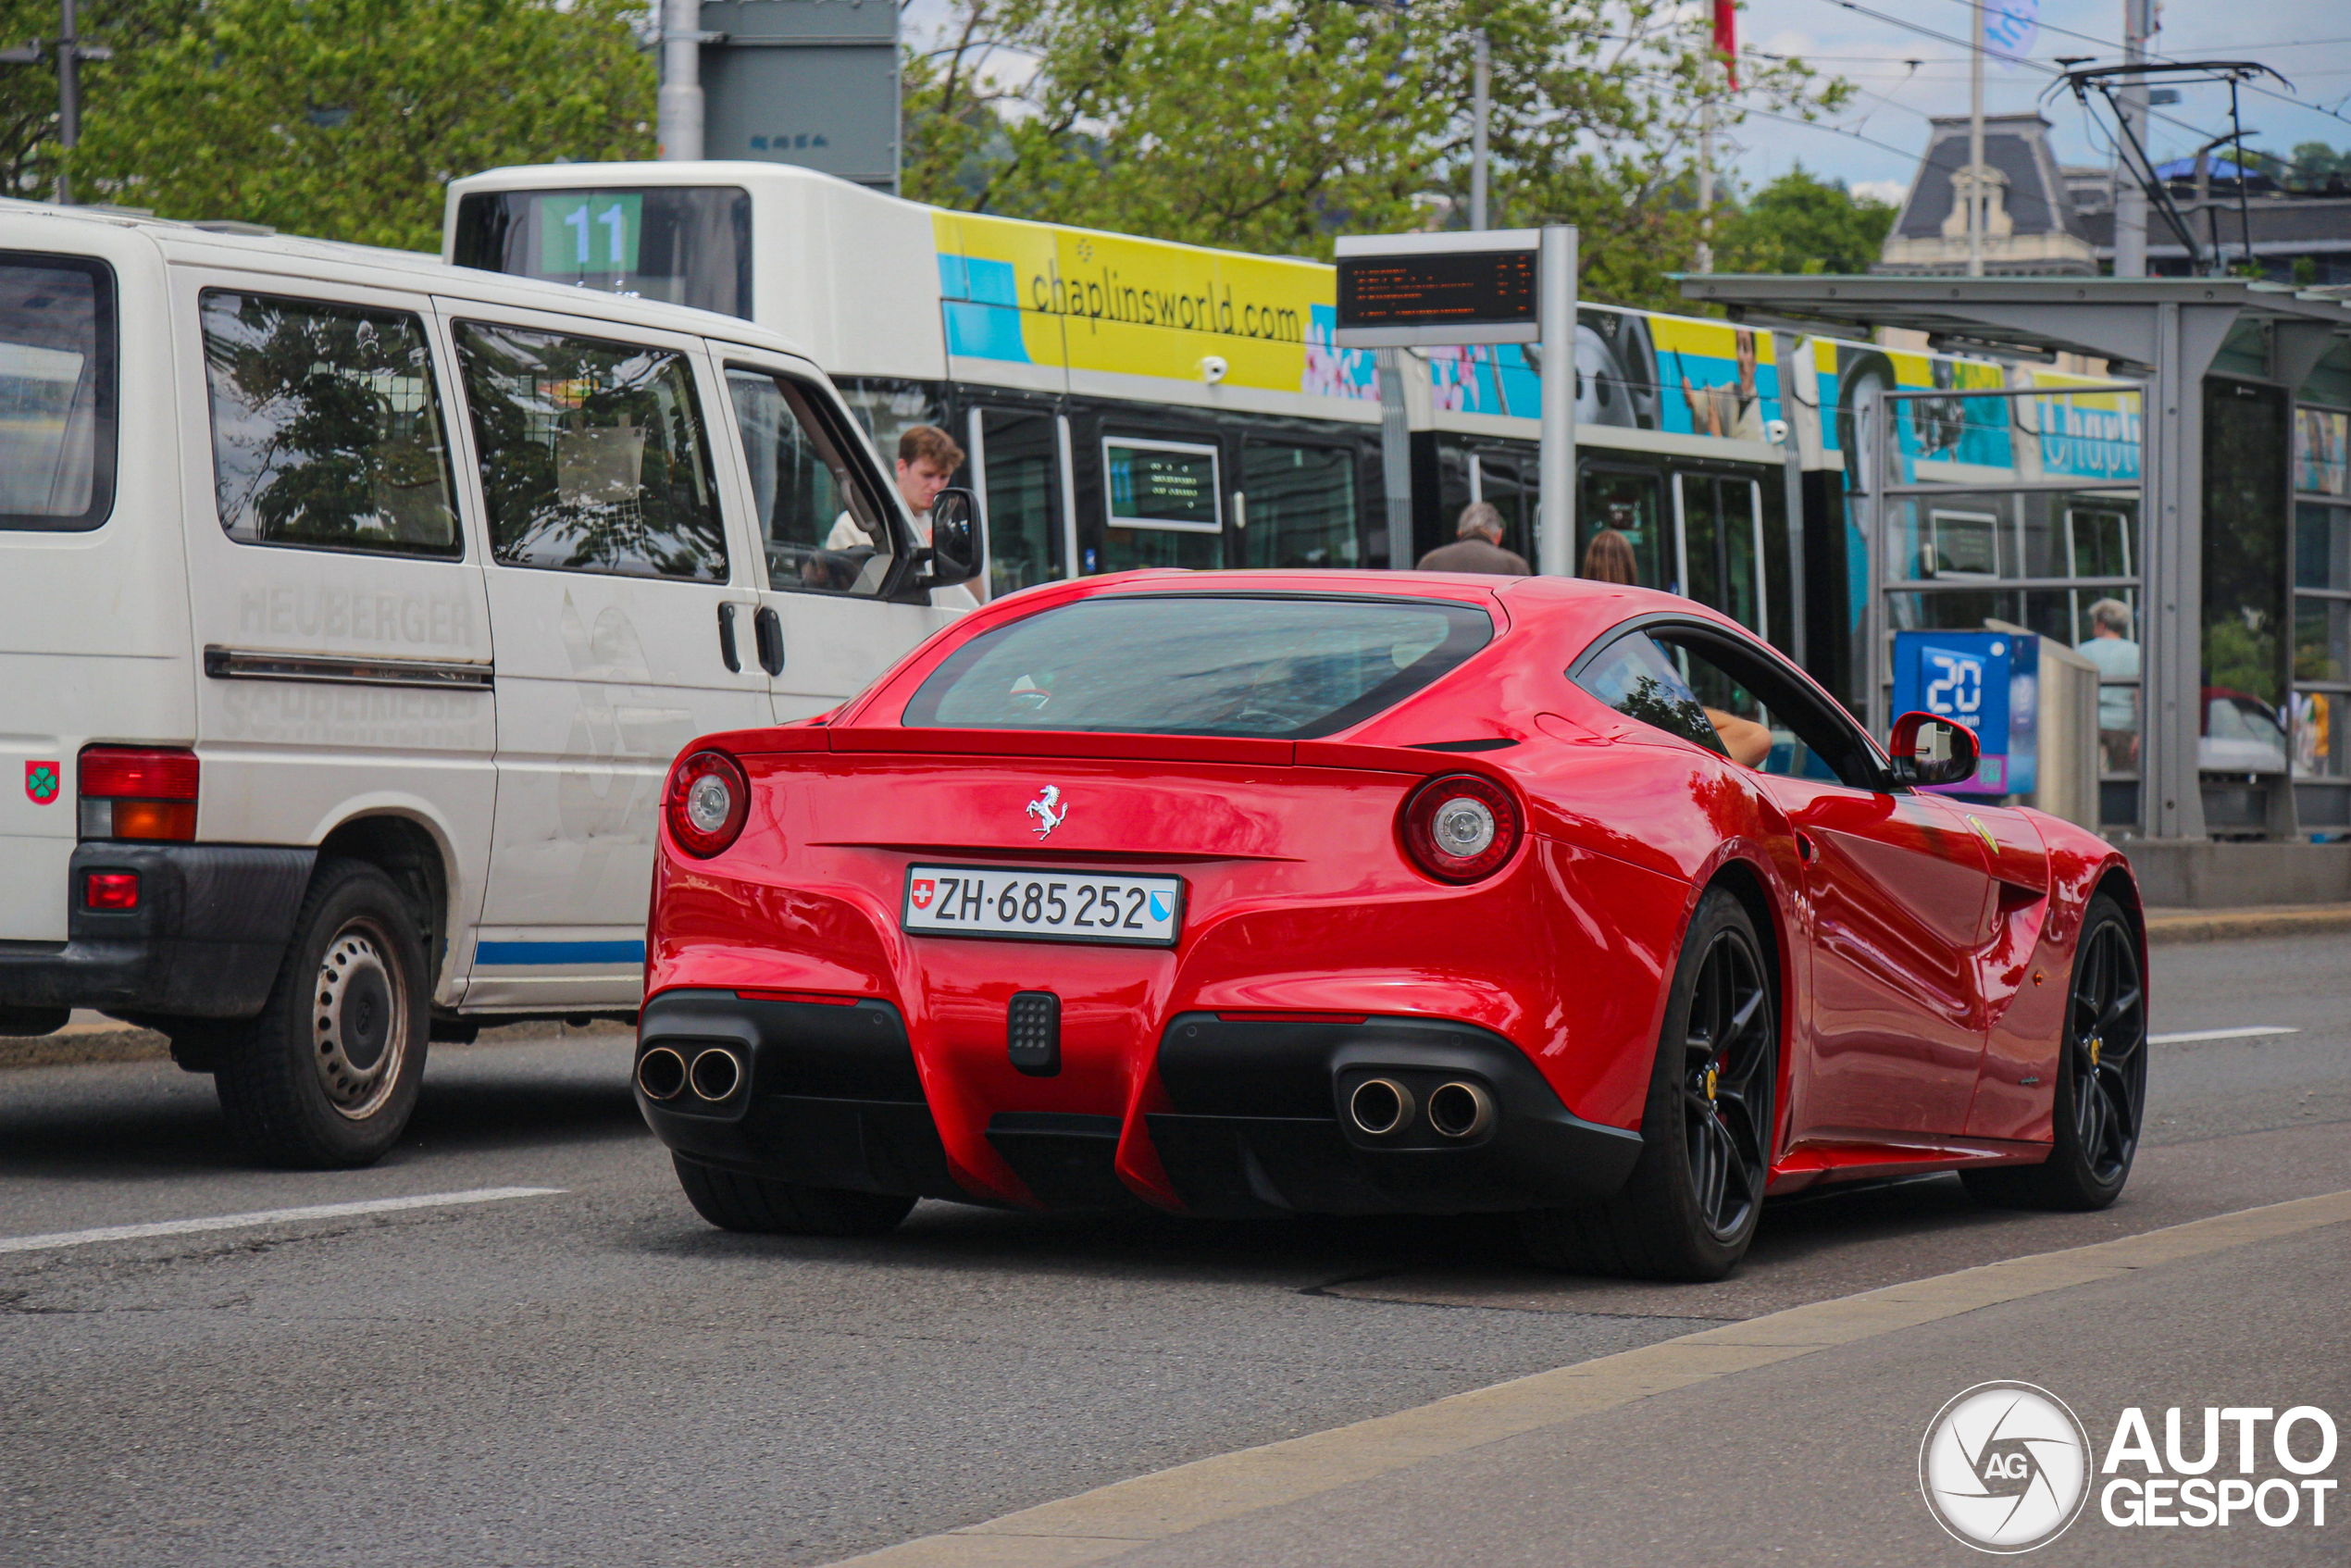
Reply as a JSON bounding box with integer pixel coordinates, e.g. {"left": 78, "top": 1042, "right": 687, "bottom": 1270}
{"left": 1872, "top": 114, "right": 2097, "bottom": 278}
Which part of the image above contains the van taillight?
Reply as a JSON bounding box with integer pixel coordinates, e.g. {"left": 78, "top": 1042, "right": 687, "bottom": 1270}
{"left": 79, "top": 747, "right": 199, "bottom": 842}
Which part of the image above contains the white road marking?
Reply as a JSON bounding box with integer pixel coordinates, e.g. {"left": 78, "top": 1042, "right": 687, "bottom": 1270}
{"left": 2148, "top": 1026, "right": 2301, "bottom": 1045}
{"left": 0, "top": 1187, "right": 564, "bottom": 1254}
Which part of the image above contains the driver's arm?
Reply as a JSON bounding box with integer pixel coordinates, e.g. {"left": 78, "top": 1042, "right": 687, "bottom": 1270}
{"left": 1704, "top": 707, "right": 1773, "bottom": 768}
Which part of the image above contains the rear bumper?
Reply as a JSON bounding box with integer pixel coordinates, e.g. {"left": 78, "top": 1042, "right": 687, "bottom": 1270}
{"left": 1148, "top": 1014, "right": 1644, "bottom": 1215}
{"left": 635, "top": 989, "right": 971, "bottom": 1201}
{"left": 635, "top": 990, "right": 1643, "bottom": 1216}
{"left": 0, "top": 843, "right": 314, "bottom": 1019}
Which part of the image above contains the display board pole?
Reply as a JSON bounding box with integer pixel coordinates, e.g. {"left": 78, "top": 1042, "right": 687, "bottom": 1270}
{"left": 1537, "top": 225, "right": 1578, "bottom": 576}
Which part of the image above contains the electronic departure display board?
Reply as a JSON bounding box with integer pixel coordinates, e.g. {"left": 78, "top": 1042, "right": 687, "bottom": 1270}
{"left": 1333, "top": 231, "right": 1543, "bottom": 347}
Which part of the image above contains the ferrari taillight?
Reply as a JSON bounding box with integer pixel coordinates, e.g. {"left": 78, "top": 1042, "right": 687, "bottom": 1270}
{"left": 78, "top": 746, "right": 199, "bottom": 841}
{"left": 1399, "top": 772, "right": 1522, "bottom": 884}
{"left": 664, "top": 749, "right": 751, "bottom": 858}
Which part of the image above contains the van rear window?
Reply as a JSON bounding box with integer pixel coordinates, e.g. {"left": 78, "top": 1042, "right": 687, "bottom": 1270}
{"left": 0, "top": 254, "right": 115, "bottom": 532}
{"left": 902, "top": 594, "right": 1494, "bottom": 739}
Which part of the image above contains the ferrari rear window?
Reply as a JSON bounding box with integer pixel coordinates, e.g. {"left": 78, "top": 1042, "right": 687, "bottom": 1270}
{"left": 902, "top": 593, "right": 1493, "bottom": 739}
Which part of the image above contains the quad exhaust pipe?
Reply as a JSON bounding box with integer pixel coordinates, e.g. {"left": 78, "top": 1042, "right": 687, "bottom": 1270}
{"left": 1346, "top": 1076, "right": 1494, "bottom": 1139}
{"left": 1347, "top": 1077, "right": 1415, "bottom": 1137}
{"left": 1426, "top": 1080, "right": 1495, "bottom": 1139}
{"left": 636, "top": 1044, "right": 746, "bottom": 1103}
{"left": 636, "top": 1046, "right": 687, "bottom": 1101}
{"left": 690, "top": 1046, "right": 743, "bottom": 1101}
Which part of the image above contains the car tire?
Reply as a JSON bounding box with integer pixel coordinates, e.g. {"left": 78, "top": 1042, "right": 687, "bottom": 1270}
{"left": 1522, "top": 888, "right": 1778, "bottom": 1281}
{"left": 1961, "top": 893, "right": 2145, "bottom": 1213}
{"left": 213, "top": 859, "right": 429, "bottom": 1169}
{"left": 672, "top": 1154, "right": 915, "bottom": 1238}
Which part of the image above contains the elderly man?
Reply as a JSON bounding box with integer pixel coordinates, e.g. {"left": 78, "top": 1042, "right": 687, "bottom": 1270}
{"left": 1417, "top": 501, "right": 1531, "bottom": 574}
{"left": 2076, "top": 597, "right": 2141, "bottom": 772}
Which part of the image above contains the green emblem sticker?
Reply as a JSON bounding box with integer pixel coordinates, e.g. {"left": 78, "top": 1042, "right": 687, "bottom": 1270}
{"left": 25, "top": 760, "right": 59, "bottom": 804}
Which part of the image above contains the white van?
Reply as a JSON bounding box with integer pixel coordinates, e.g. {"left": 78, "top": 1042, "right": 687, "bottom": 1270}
{"left": 0, "top": 201, "right": 977, "bottom": 1165}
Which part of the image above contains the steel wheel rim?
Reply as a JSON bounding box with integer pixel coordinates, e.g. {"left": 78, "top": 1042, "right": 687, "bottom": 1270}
{"left": 2068, "top": 914, "right": 2145, "bottom": 1184}
{"left": 1682, "top": 928, "right": 1774, "bottom": 1241}
{"left": 312, "top": 918, "right": 407, "bottom": 1120}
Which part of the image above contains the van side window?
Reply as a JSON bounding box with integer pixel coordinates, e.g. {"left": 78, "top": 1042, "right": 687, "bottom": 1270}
{"left": 454, "top": 322, "right": 727, "bottom": 582}
{"left": 0, "top": 254, "right": 115, "bottom": 531}
{"left": 725, "top": 367, "right": 893, "bottom": 594}
{"left": 200, "top": 292, "right": 461, "bottom": 557}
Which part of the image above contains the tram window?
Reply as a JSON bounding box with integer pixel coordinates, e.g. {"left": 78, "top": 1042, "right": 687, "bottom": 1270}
{"left": 1672, "top": 472, "right": 1769, "bottom": 640}
{"left": 1721, "top": 479, "right": 1760, "bottom": 630}
{"left": 1241, "top": 442, "right": 1358, "bottom": 567}
{"left": 977, "top": 408, "right": 1063, "bottom": 593}
{"left": 1101, "top": 437, "right": 1222, "bottom": 573}
{"left": 1469, "top": 453, "right": 1533, "bottom": 564}
{"left": 726, "top": 368, "right": 891, "bottom": 595}
{"left": 1928, "top": 508, "right": 2002, "bottom": 578}
{"left": 1579, "top": 469, "right": 1663, "bottom": 586}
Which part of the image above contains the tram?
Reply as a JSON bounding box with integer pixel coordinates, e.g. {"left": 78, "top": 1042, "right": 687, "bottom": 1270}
{"left": 443, "top": 160, "right": 2134, "bottom": 719}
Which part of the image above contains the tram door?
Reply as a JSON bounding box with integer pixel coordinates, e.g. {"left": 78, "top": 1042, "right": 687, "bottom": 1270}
{"left": 967, "top": 405, "right": 1069, "bottom": 594}
{"left": 1580, "top": 466, "right": 1669, "bottom": 587}
{"left": 1673, "top": 471, "right": 1768, "bottom": 640}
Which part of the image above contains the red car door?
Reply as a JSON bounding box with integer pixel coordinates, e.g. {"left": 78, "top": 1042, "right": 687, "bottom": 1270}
{"left": 1755, "top": 775, "right": 1996, "bottom": 1139}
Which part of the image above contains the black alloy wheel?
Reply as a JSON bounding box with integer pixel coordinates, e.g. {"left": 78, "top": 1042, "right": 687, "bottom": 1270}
{"left": 1523, "top": 889, "right": 1778, "bottom": 1280}
{"left": 1681, "top": 925, "right": 1775, "bottom": 1242}
{"left": 1963, "top": 892, "right": 2146, "bottom": 1211}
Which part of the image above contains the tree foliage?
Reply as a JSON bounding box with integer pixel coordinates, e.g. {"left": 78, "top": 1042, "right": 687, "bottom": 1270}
{"left": 56, "top": 0, "right": 653, "bottom": 252}
{"left": 902, "top": 0, "right": 1851, "bottom": 310}
{"left": 1714, "top": 166, "right": 1897, "bottom": 275}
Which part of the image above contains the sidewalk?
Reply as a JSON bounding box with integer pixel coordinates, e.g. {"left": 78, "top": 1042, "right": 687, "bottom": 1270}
{"left": 836, "top": 1191, "right": 2351, "bottom": 1566}
{"left": 2143, "top": 902, "right": 2351, "bottom": 944}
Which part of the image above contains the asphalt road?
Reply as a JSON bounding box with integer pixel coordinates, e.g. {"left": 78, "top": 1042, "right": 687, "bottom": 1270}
{"left": 2, "top": 931, "right": 2345, "bottom": 1568}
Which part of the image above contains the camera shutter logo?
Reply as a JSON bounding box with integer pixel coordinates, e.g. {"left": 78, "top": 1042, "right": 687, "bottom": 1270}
{"left": 1919, "top": 1382, "right": 2092, "bottom": 1552}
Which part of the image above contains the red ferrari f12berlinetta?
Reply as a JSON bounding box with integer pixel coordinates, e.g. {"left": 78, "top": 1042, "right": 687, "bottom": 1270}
{"left": 633, "top": 569, "right": 2146, "bottom": 1280}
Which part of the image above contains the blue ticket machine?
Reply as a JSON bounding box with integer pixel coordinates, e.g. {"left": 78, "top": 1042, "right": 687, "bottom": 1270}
{"left": 1891, "top": 629, "right": 2039, "bottom": 799}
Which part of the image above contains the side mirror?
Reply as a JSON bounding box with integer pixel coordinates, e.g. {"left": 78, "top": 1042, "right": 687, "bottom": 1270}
{"left": 923, "top": 488, "right": 982, "bottom": 588}
{"left": 1887, "top": 710, "right": 1982, "bottom": 788}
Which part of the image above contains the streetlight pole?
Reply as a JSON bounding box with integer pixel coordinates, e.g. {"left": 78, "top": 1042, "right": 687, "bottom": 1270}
{"left": 0, "top": 0, "right": 114, "bottom": 205}
{"left": 1967, "top": 0, "right": 1985, "bottom": 277}
{"left": 1470, "top": 30, "right": 1490, "bottom": 231}
{"left": 2113, "top": 0, "right": 2151, "bottom": 275}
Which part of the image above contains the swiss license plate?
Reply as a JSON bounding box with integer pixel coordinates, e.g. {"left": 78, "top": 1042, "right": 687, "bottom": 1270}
{"left": 902, "top": 865, "right": 1183, "bottom": 947}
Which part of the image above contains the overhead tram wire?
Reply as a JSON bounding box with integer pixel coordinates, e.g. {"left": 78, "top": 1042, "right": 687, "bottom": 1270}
{"left": 1914, "top": 0, "right": 2351, "bottom": 135}
{"left": 1808, "top": 0, "right": 2258, "bottom": 155}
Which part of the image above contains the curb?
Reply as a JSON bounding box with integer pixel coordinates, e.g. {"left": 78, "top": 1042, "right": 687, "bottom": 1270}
{"left": 2142, "top": 902, "right": 2351, "bottom": 944}
{"left": 825, "top": 1188, "right": 2351, "bottom": 1567}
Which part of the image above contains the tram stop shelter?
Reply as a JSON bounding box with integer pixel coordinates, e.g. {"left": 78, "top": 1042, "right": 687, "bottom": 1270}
{"left": 1683, "top": 274, "right": 2351, "bottom": 905}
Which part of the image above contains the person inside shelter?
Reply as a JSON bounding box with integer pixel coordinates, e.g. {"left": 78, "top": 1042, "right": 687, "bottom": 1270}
{"left": 2074, "top": 596, "right": 2140, "bottom": 773}
{"left": 1581, "top": 525, "right": 1771, "bottom": 768}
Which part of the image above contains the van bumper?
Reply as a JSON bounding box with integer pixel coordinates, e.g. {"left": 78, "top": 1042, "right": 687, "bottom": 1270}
{"left": 0, "top": 843, "right": 316, "bottom": 1019}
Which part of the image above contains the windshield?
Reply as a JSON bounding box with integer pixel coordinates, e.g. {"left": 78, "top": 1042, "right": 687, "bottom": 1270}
{"left": 451, "top": 187, "right": 753, "bottom": 320}
{"left": 903, "top": 594, "right": 1493, "bottom": 739}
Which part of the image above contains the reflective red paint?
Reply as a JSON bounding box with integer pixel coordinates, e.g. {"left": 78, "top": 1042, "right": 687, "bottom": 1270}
{"left": 642, "top": 570, "right": 2140, "bottom": 1220}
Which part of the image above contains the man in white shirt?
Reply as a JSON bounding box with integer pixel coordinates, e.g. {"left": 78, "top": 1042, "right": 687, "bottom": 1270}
{"left": 827, "top": 424, "right": 962, "bottom": 550}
